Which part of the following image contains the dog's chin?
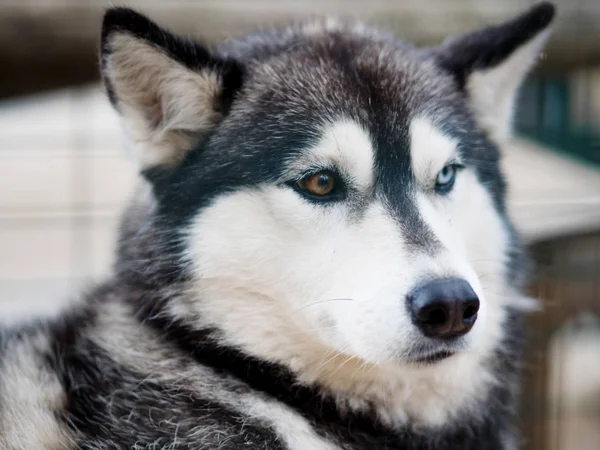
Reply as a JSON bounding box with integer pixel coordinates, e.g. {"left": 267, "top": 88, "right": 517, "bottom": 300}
{"left": 404, "top": 350, "right": 456, "bottom": 366}
{"left": 401, "top": 338, "right": 470, "bottom": 366}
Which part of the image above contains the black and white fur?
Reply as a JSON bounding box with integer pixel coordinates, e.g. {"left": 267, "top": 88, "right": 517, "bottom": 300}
{"left": 0, "top": 4, "right": 555, "bottom": 449}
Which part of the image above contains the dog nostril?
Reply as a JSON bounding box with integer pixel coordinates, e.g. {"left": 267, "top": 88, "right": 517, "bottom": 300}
{"left": 463, "top": 303, "right": 479, "bottom": 320}
{"left": 421, "top": 306, "right": 447, "bottom": 326}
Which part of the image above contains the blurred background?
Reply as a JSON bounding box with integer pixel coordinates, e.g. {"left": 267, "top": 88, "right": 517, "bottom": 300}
{"left": 0, "top": 1, "right": 599, "bottom": 449}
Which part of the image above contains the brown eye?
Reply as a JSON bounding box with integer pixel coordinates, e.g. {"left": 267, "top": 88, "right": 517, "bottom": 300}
{"left": 297, "top": 171, "right": 336, "bottom": 196}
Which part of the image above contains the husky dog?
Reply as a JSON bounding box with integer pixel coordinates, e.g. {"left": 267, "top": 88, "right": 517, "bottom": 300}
{"left": 0, "top": 3, "right": 554, "bottom": 449}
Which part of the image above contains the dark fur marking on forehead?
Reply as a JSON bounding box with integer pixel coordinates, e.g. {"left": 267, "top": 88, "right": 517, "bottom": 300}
{"left": 371, "top": 117, "right": 441, "bottom": 253}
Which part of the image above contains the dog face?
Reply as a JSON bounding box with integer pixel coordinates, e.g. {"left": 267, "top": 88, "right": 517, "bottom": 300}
{"left": 102, "top": 5, "right": 552, "bottom": 392}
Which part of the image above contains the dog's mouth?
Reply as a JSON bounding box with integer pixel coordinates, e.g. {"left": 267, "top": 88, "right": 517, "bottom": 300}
{"left": 407, "top": 350, "right": 456, "bottom": 365}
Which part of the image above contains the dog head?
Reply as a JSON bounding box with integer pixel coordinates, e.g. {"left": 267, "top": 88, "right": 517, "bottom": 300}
{"left": 101, "top": 3, "right": 553, "bottom": 423}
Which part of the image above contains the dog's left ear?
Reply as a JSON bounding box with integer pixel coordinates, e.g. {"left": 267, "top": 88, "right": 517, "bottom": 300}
{"left": 436, "top": 3, "right": 555, "bottom": 144}
{"left": 100, "top": 8, "right": 244, "bottom": 171}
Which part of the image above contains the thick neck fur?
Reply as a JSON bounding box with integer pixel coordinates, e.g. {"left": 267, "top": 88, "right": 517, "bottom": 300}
{"left": 86, "top": 276, "right": 521, "bottom": 450}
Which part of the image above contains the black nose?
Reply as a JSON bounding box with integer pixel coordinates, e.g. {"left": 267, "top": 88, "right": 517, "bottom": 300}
{"left": 407, "top": 279, "right": 479, "bottom": 339}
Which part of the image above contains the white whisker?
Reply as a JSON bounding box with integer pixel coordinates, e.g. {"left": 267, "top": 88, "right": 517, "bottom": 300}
{"left": 287, "top": 298, "right": 355, "bottom": 317}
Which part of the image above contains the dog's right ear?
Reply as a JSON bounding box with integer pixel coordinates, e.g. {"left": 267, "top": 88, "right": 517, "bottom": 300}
{"left": 101, "top": 8, "right": 243, "bottom": 171}
{"left": 435, "top": 3, "right": 554, "bottom": 145}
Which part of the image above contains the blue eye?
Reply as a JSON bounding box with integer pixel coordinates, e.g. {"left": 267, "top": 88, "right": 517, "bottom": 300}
{"left": 435, "top": 165, "right": 458, "bottom": 192}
